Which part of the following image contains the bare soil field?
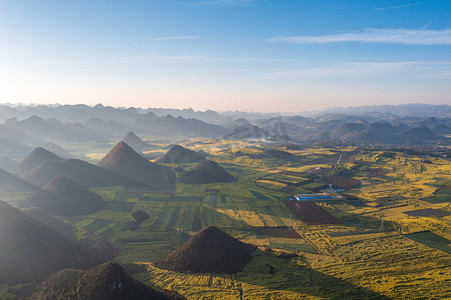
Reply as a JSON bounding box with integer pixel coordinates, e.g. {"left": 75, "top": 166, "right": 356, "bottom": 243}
{"left": 326, "top": 175, "right": 361, "bottom": 189}
{"left": 265, "top": 226, "right": 302, "bottom": 239}
{"left": 283, "top": 201, "right": 344, "bottom": 226}
{"left": 403, "top": 208, "right": 450, "bottom": 218}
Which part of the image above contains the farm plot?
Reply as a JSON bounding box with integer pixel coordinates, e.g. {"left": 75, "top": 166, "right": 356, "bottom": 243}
{"left": 423, "top": 185, "right": 451, "bottom": 203}
{"left": 165, "top": 207, "right": 181, "bottom": 231}
{"left": 144, "top": 265, "right": 242, "bottom": 299}
{"left": 216, "top": 208, "right": 264, "bottom": 227}
{"left": 116, "top": 241, "right": 172, "bottom": 263}
{"left": 150, "top": 207, "right": 180, "bottom": 231}
{"left": 255, "top": 179, "right": 287, "bottom": 191}
{"left": 279, "top": 170, "right": 309, "bottom": 177}
{"left": 138, "top": 194, "right": 169, "bottom": 202}
{"left": 264, "top": 172, "right": 308, "bottom": 184}
{"left": 269, "top": 241, "right": 318, "bottom": 254}
{"left": 175, "top": 206, "right": 197, "bottom": 229}
{"left": 191, "top": 206, "right": 202, "bottom": 231}
{"left": 208, "top": 194, "right": 217, "bottom": 204}
{"left": 404, "top": 208, "right": 450, "bottom": 218}
{"left": 326, "top": 176, "right": 361, "bottom": 190}
{"left": 405, "top": 231, "right": 451, "bottom": 254}
{"left": 83, "top": 219, "right": 113, "bottom": 233}
{"left": 199, "top": 206, "right": 218, "bottom": 228}
{"left": 105, "top": 201, "right": 135, "bottom": 212}
{"left": 96, "top": 217, "right": 138, "bottom": 240}
{"left": 261, "top": 206, "right": 286, "bottom": 226}
{"left": 251, "top": 227, "right": 267, "bottom": 239}
{"left": 171, "top": 195, "right": 204, "bottom": 202}
{"left": 114, "top": 190, "right": 130, "bottom": 202}
{"left": 250, "top": 190, "right": 270, "bottom": 200}
{"left": 280, "top": 185, "right": 298, "bottom": 193}
{"left": 265, "top": 227, "right": 302, "bottom": 239}
{"left": 284, "top": 201, "right": 343, "bottom": 226}
{"left": 367, "top": 168, "right": 390, "bottom": 178}
{"left": 90, "top": 188, "right": 117, "bottom": 201}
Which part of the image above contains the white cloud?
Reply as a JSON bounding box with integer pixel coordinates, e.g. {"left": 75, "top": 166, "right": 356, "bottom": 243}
{"left": 114, "top": 55, "right": 293, "bottom": 64}
{"left": 422, "top": 72, "right": 451, "bottom": 78}
{"left": 266, "top": 28, "right": 451, "bottom": 46}
{"left": 120, "top": 56, "right": 202, "bottom": 63}
{"left": 193, "top": 0, "right": 257, "bottom": 6}
{"left": 271, "top": 61, "right": 451, "bottom": 77}
{"left": 376, "top": 2, "right": 419, "bottom": 11}
{"left": 143, "top": 35, "right": 202, "bottom": 41}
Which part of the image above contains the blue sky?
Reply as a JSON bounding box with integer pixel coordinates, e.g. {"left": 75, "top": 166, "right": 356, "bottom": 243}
{"left": 0, "top": 0, "right": 450, "bottom": 112}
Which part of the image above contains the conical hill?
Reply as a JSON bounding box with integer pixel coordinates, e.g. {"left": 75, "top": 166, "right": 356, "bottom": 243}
{"left": 179, "top": 160, "right": 235, "bottom": 184}
{"left": 16, "top": 147, "right": 63, "bottom": 174}
{"left": 98, "top": 141, "right": 175, "bottom": 186}
{"left": 20, "top": 158, "right": 141, "bottom": 188}
{"left": 28, "top": 262, "right": 185, "bottom": 300}
{"left": 157, "top": 145, "right": 206, "bottom": 164}
{"left": 28, "top": 175, "right": 105, "bottom": 216}
{"left": 155, "top": 226, "right": 256, "bottom": 274}
{"left": 122, "top": 131, "right": 154, "bottom": 152}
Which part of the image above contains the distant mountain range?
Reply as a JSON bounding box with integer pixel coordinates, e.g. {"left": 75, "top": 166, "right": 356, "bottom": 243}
{"left": 284, "top": 117, "right": 450, "bottom": 145}
{"left": 0, "top": 103, "right": 449, "bottom": 158}
{"left": 314, "top": 104, "right": 451, "bottom": 118}
{"left": 1, "top": 103, "right": 449, "bottom": 123}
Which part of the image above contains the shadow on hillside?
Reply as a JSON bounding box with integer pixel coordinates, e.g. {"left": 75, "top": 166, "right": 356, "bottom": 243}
{"left": 239, "top": 249, "right": 392, "bottom": 300}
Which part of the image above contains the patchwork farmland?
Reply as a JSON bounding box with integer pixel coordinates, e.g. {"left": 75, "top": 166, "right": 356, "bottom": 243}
{"left": 2, "top": 140, "right": 450, "bottom": 299}
{"left": 71, "top": 144, "right": 450, "bottom": 298}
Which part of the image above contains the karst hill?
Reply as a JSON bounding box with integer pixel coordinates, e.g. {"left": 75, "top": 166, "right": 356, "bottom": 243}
{"left": 156, "top": 226, "right": 256, "bottom": 274}
{"left": 98, "top": 141, "right": 176, "bottom": 187}
{"left": 179, "top": 160, "right": 235, "bottom": 184}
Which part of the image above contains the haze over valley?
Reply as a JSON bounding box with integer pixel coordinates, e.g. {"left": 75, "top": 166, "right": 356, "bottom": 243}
{"left": 1, "top": 0, "right": 451, "bottom": 299}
